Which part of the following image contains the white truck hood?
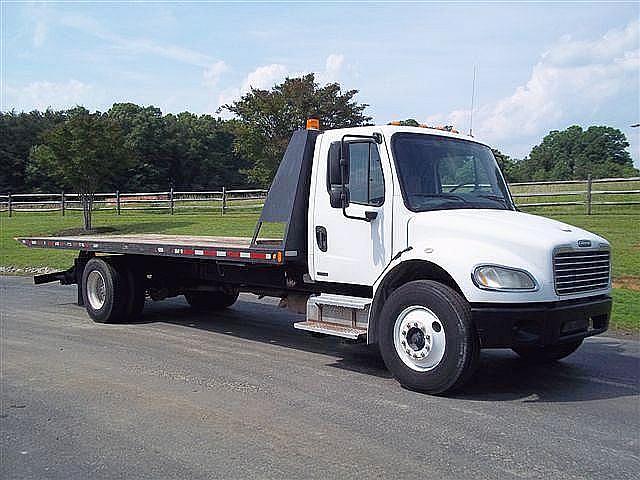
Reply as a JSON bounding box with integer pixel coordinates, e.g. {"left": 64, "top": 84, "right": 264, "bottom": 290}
{"left": 408, "top": 209, "right": 607, "bottom": 250}
{"left": 405, "top": 209, "right": 610, "bottom": 303}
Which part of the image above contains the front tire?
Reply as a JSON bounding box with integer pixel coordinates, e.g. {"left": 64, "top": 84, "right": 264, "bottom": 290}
{"left": 513, "top": 340, "right": 583, "bottom": 363}
{"left": 82, "top": 257, "right": 130, "bottom": 323}
{"left": 378, "top": 280, "right": 479, "bottom": 394}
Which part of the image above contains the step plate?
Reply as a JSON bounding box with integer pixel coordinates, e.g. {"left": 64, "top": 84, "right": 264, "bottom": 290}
{"left": 309, "top": 294, "right": 372, "bottom": 310}
{"left": 294, "top": 321, "right": 367, "bottom": 340}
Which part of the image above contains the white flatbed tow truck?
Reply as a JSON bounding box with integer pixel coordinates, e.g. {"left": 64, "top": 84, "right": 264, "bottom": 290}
{"left": 18, "top": 120, "right": 612, "bottom": 393}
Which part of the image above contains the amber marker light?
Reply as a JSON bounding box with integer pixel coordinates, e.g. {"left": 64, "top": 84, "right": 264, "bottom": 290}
{"left": 306, "top": 118, "right": 320, "bottom": 130}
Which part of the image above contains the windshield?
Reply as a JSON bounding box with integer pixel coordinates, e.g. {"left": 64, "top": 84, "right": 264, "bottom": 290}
{"left": 391, "top": 133, "right": 513, "bottom": 212}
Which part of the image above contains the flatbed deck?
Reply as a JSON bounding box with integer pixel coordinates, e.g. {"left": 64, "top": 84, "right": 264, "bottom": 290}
{"left": 17, "top": 234, "right": 286, "bottom": 264}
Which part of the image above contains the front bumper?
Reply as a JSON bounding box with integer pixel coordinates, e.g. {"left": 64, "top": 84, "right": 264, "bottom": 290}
{"left": 471, "top": 295, "right": 611, "bottom": 348}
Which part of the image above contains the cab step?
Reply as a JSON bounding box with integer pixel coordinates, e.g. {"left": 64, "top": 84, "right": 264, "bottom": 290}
{"left": 293, "top": 321, "right": 367, "bottom": 340}
{"left": 293, "top": 294, "right": 371, "bottom": 340}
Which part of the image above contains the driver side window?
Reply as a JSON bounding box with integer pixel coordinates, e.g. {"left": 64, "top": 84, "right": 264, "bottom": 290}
{"left": 347, "top": 142, "right": 385, "bottom": 206}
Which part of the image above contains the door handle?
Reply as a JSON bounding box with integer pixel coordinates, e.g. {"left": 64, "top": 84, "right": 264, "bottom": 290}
{"left": 315, "top": 226, "right": 328, "bottom": 252}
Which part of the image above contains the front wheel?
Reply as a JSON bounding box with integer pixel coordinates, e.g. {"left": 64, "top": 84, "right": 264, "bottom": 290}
{"left": 378, "top": 280, "right": 479, "bottom": 394}
{"left": 512, "top": 340, "right": 583, "bottom": 363}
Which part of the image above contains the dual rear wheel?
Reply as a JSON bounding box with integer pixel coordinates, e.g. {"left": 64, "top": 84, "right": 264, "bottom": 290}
{"left": 81, "top": 257, "right": 238, "bottom": 323}
{"left": 82, "top": 257, "right": 145, "bottom": 323}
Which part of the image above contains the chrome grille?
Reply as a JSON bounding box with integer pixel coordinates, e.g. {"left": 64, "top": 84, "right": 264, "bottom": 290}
{"left": 553, "top": 249, "right": 610, "bottom": 295}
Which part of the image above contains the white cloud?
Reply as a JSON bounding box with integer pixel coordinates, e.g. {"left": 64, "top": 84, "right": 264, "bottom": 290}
{"left": 318, "top": 53, "right": 345, "bottom": 84}
{"left": 427, "top": 21, "right": 639, "bottom": 159}
{"left": 59, "top": 13, "right": 228, "bottom": 89}
{"left": 6, "top": 80, "right": 94, "bottom": 111}
{"left": 243, "top": 64, "right": 289, "bottom": 90}
{"left": 217, "top": 54, "right": 348, "bottom": 110}
{"left": 203, "top": 61, "right": 229, "bottom": 88}
{"left": 62, "top": 14, "right": 214, "bottom": 67}
{"left": 217, "top": 63, "right": 289, "bottom": 108}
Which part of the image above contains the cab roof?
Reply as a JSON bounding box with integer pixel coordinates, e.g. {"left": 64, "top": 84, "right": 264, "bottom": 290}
{"left": 322, "top": 124, "right": 491, "bottom": 149}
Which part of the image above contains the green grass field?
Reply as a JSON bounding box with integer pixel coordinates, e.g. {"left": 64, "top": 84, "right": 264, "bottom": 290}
{"left": 1, "top": 208, "right": 638, "bottom": 331}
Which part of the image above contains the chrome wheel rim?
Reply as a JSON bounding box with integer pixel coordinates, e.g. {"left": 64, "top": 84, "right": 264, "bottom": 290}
{"left": 86, "top": 270, "right": 107, "bottom": 310}
{"left": 393, "top": 306, "right": 446, "bottom": 372}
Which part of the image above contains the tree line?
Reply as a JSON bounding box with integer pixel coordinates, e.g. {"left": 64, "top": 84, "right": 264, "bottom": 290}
{"left": 1, "top": 73, "right": 637, "bottom": 197}
{"left": 1, "top": 104, "right": 248, "bottom": 194}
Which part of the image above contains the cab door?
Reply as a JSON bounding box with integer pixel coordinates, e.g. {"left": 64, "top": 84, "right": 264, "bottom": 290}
{"left": 311, "top": 131, "right": 393, "bottom": 286}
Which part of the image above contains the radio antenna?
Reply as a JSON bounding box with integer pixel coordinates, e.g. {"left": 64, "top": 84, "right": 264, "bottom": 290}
{"left": 469, "top": 65, "right": 477, "bottom": 137}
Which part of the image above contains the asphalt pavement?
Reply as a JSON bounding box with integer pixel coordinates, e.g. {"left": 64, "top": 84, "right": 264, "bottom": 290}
{"left": 1, "top": 275, "right": 638, "bottom": 479}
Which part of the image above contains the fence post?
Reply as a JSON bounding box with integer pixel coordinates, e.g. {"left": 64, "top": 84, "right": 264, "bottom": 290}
{"left": 169, "top": 187, "right": 174, "bottom": 215}
{"left": 222, "top": 186, "right": 227, "bottom": 215}
{"left": 586, "top": 174, "right": 593, "bottom": 215}
{"left": 61, "top": 192, "right": 65, "bottom": 216}
{"left": 8, "top": 193, "right": 12, "bottom": 217}
{"left": 116, "top": 190, "right": 121, "bottom": 215}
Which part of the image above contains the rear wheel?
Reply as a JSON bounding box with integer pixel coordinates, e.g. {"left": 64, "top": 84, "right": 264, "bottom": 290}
{"left": 378, "top": 280, "right": 479, "bottom": 394}
{"left": 512, "top": 340, "right": 583, "bottom": 363}
{"left": 124, "top": 265, "right": 146, "bottom": 320}
{"left": 82, "top": 258, "right": 130, "bottom": 323}
{"left": 185, "top": 290, "right": 239, "bottom": 311}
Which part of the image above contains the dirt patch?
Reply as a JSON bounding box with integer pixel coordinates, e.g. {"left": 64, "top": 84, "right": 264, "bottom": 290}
{"left": 613, "top": 276, "right": 640, "bottom": 291}
{"left": 53, "top": 226, "right": 119, "bottom": 236}
{"left": 1, "top": 265, "right": 58, "bottom": 276}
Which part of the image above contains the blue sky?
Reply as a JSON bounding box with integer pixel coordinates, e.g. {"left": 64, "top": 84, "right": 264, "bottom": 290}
{"left": 3, "top": 1, "right": 639, "bottom": 165}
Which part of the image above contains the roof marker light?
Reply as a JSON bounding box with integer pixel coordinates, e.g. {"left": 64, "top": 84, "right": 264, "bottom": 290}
{"left": 306, "top": 118, "right": 320, "bottom": 130}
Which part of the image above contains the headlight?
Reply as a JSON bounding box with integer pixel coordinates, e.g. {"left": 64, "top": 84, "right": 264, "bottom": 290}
{"left": 472, "top": 265, "right": 537, "bottom": 291}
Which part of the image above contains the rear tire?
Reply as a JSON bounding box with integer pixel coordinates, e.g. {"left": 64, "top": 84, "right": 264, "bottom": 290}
{"left": 124, "top": 265, "right": 146, "bottom": 320}
{"left": 378, "top": 280, "right": 479, "bottom": 394}
{"left": 513, "top": 340, "right": 583, "bottom": 363}
{"left": 82, "top": 258, "right": 130, "bottom": 323}
{"left": 185, "top": 290, "right": 239, "bottom": 311}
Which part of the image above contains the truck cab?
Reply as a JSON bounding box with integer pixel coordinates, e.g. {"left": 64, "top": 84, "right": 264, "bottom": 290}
{"left": 20, "top": 123, "right": 612, "bottom": 394}
{"left": 302, "top": 124, "right": 611, "bottom": 391}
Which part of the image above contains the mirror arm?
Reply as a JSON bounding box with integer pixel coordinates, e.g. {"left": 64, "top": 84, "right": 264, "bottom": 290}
{"left": 342, "top": 204, "right": 376, "bottom": 222}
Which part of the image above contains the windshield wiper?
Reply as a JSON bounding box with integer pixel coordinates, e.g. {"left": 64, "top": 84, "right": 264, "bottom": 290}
{"left": 412, "top": 193, "right": 469, "bottom": 203}
{"left": 476, "top": 193, "right": 507, "bottom": 204}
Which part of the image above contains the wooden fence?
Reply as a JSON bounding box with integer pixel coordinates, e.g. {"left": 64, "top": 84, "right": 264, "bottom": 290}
{"left": 0, "top": 188, "right": 267, "bottom": 216}
{"left": 1, "top": 176, "right": 639, "bottom": 216}
{"left": 510, "top": 176, "right": 640, "bottom": 214}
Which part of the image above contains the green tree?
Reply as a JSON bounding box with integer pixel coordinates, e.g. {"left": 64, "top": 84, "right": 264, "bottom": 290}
{"left": 165, "top": 113, "right": 248, "bottom": 189}
{"left": 0, "top": 109, "right": 66, "bottom": 192}
{"left": 491, "top": 148, "right": 523, "bottom": 182}
{"left": 222, "top": 73, "right": 372, "bottom": 186}
{"left": 108, "top": 103, "right": 172, "bottom": 191}
{"left": 29, "top": 108, "right": 132, "bottom": 230}
{"left": 520, "top": 125, "right": 638, "bottom": 181}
